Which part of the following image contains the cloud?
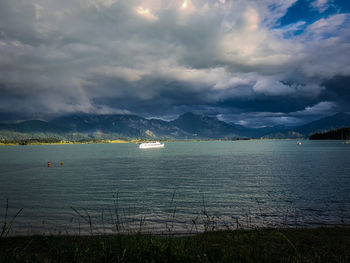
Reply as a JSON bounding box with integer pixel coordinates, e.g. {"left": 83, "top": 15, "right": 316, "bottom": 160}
{"left": 311, "top": 0, "right": 333, "bottom": 13}
{"left": 303, "top": 13, "right": 347, "bottom": 41}
{"left": 0, "top": 0, "right": 349, "bottom": 124}
{"left": 215, "top": 101, "right": 338, "bottom": 127}
{"left": 294, "top": 101, "right": 337, "bottom": 115}
{"left": 136, "top": 6, "right": 158, "bottom": 20}
{"left": 91, "top": 66, "right": 150, "bottom": 82}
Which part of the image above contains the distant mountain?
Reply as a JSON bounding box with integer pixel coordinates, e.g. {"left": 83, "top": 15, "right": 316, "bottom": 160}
{"left": 170, "top": 112, "right": 241, "bottom": 138}
{"left": 51, "top": 114, "right": 152, "bottom": 136}
{"left": 0, "top": 120, "right": 65, "bottom": 133}
{"left": 1, "top": 112, "right": 350, "bottom": 141}
{"left": 170, "top": 113, "right": 290, "bottom": 138}
{"left": 310, "top": 127, "right": 350, "bottom": 140}
{"left": 0, "top": 114, "right": 191, "bottom": 140}
{"left": 264, "top": 112, "right": 350, "bottom": 138}
{"left": 230, "top": 124, "right": 289, "bottom": 138}
{"left": 295, "top": 112, "right": 350, "bottom": 135}
{"left": 50, "top": 113, "right": 193, "bottom": 139}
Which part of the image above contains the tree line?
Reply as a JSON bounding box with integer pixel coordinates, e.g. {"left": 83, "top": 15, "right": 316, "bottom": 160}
{"left": 310, "top": 127, "right": 350, "bottom": 140}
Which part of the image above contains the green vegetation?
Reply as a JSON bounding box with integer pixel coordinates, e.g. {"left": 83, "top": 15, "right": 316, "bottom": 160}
{"left": 310, "top": 127, "right": 350, "bottom": 140}
{"left": 1, "top": 200, "right": 23, "bottom": 238}
{"left": 2, "top": 198, "right": 349, "bottom": 262}
{"left": 0, "top": 138, "right": 62, "bottom": 145}
{"left": 1, "top": 195, "right": 349, "bottom": 262}
{"left": 0, "top": 228, "right": 349, "bottom": 262}
{"left": 0, "top": 138, "right": 131, "bottom": 146}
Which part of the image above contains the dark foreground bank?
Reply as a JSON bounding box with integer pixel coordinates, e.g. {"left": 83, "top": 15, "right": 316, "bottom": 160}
{"left": 1, "top": 227, "right": 349, "bottom": 262}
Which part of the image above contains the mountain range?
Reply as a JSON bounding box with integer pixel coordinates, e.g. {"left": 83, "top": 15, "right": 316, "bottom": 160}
{"left": 0, "top": 112, "right": 350, "bottom": 141}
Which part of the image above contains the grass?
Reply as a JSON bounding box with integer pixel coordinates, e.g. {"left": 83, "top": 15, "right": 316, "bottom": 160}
{"left": 1, "top": 199, "right": 23, "bottom": 238}
{"left": 1, "top": 198, "right": 350, "bottom": 262}
{"left": 1, "top": 197, "right": 349, "bottom": 262}
{"left": 0, "top": 227, "right": 349, "bottom": 262}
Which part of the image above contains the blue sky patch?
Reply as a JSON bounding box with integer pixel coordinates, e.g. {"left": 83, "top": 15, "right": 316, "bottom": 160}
{"left": 279, "top": 0, "right": 350, "bottom": 27}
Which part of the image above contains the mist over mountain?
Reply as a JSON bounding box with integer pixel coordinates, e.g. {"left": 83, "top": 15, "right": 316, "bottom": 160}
{"left": 0, "top": 112, "right": 350, "bottom": 141}
{"left": 263, "top": 112, "right": 350, "bottom": 138}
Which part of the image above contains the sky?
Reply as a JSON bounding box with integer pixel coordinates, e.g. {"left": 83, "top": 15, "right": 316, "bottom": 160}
{"left": 0, "top": 0, "right": 349, "bottom": 127}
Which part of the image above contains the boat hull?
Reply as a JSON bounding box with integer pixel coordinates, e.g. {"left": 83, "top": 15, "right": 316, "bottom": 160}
{"left": 139, "top": 143, "right": 164, "bottom": 149}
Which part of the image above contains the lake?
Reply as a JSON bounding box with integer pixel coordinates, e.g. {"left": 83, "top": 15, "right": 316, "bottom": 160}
{"left": 0, "top": 140, "right": 349, "bottom": 235}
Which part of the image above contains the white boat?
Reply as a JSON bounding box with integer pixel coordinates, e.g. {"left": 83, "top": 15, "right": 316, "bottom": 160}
{"left": 139, "top": 141, "right": 164, "bottom": 149}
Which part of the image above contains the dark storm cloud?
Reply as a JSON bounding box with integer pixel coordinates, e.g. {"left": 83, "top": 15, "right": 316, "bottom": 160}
{"left": 320, "top": 76, "right": 350, "bottom": 111}
{"left": 0, "top": 0, "right": 349, "bottom": 126}
{"left": 218, "top": 95, "right": 318, "bottom": 113}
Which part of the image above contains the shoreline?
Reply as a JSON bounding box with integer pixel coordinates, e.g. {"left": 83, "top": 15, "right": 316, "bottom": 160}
{"left": 0, "top": 138, "right": 309, "bottom": 146}
{"left": 0, "top": 139, "right": 137, "bottom": 146}
{"left": 6, "top": 224, "right": 350, "bottom": 238}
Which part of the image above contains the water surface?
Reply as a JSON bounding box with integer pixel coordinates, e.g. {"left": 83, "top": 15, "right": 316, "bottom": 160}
{"left": 0, "top": 140, "right": 349, "bottom": 234}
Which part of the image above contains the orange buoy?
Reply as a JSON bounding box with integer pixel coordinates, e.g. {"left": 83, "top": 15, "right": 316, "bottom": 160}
{"left": 47, "top": 162, "right": 51, "bottom": 167}
{"left": 60, "top": 161, "right": 64, "bottom": 165}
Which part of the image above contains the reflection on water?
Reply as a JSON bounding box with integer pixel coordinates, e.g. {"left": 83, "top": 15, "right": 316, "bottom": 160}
{"left": 0, "top": 140, "right": 349, "bottom": 234}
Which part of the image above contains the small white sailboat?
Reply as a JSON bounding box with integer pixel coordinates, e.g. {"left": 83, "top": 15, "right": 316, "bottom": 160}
{"left": 139, "top": 141, "right": 164, "bottom": 149}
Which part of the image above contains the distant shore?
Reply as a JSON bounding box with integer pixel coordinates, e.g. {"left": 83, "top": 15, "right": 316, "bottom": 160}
{"left": 2, "top": 138, "right": 350, "bottom": 146}
{"left": 0, "top": 138, "right": 255, "bottom": 146}
{"left": 0, "top": 139, "right": 137, "bottom": 146}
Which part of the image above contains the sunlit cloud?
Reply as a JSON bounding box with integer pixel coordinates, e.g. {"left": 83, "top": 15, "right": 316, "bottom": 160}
{"left": 136, "top": 6, "right": 158, "bottom": 20}
{"left": 179, "top": 0, "right": 195, "bottom": 14}
{"left": 245, "top": 8, "right": 259, "bottom": 32}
